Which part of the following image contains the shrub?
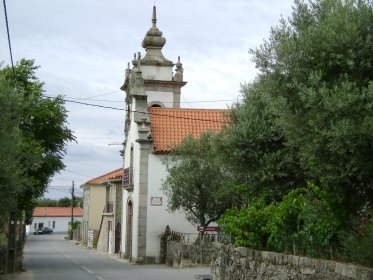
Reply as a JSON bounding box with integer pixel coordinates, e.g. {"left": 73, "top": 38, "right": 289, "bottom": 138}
{"left": 340, "top": 215, "right": 373, "bottom": 268}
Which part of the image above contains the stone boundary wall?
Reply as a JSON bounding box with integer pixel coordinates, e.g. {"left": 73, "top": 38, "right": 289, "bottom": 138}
{"left": 166, "top": 240, "right": 217, "bottom": 268}
{"left": 211, "top": 244, "right": 373, "bottom": 280}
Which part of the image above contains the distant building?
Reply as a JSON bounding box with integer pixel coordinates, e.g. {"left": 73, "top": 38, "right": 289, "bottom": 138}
{"left": 120, "top": 6, "right": 228, "bottom": 263}
{"left": 80, "top": 168, "right": 123, "bottom": 252}
{"left": 31, "top": 207, "right": 83, "bottom": 234}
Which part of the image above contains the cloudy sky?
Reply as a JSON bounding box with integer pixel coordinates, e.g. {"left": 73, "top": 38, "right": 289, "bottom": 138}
{"left": 0, "top": 0, "right": 294, "bottom": 199}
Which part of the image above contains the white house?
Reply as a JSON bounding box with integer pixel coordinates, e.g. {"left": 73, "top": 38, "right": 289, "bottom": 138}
{"left": 31, "top": 207, "right": 83, "bottom": 234}
{"left": 120, "top": 6, "right": 228, "bottom": 263}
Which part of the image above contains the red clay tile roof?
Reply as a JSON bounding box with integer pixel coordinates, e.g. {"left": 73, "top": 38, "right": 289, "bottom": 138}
{"left": 149, "top": 107, "right": 230, "bottom": 153}
{"left": 85, "top": 168, "right": 123, "bottom": 185}
{"left": 33, "top": 207, "right": 83, "bottom": 217}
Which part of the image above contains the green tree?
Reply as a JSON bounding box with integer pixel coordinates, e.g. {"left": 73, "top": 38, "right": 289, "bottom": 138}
{"left": 36, "top": 198, "right": 58, "bottom": 207}
{"left": 221, "top": 0, "right": 373, "bottom": 215}
{"left": 162, "top": 132, "right": 238, "bottom": 227}
{"left": 340, "top": 216, "right": 373, "bottom": 267}
{"left": 215, "top": 0, "right": 373, "bottom": 264}
{"left": 0, "top": 59, "right": 75, "bottom": 224}
{"left": 36, "top": 196, "right": 83, "bottom": 208}
{"left": 57, "top": 197, "right": 71, "bottom": 207}
{"left": 218, "top": 196, "right": 275, "bottom": 249}
{"left": 216, "top": 85, "right": 306, "bottom": 202}
{"left": 74, "top": 196, "right": 83, "bottom": 208}
{"left": 219, "top": 183, "right": 340, "bottom": 258}
{"left": 252, "top": 0, "right": 373, "bottom": 213}
{"left": 0, "top": 75, "right": 26, "bottom": 228}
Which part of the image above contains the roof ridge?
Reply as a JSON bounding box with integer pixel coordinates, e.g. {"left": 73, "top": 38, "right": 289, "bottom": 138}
{"left": 83, "top": 167, "right": 123, "bottom": 185}
{"left": 149, "top": 107, "right": 228, "bottom": 111}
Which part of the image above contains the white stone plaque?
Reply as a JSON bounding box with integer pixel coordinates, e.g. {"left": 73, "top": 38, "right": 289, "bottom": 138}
{"left": 150, "top": 196, "right": 162, "bottom": 206}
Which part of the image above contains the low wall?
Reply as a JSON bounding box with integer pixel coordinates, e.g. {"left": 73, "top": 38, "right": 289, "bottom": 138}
{"left": 166, "top": 240, "right": 217, "bottom": 268}
{"left": 211, "top": 245, "right": 373, "bottom": 280}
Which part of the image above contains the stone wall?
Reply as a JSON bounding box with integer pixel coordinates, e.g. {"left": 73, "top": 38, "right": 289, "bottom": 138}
{"left": 211, "top": 244, "right": 373, "bottom": 280}
{"left": 166, "top": 240, "right": 217, "bottom": 268}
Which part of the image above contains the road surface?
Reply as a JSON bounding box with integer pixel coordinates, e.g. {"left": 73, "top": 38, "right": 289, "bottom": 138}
{"left": 16, "top": 234, "right": 210, "bottom": 280}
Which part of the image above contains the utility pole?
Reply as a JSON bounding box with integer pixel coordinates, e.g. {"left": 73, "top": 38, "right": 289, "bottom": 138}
{"left": 70, "top": 181, "right": 75, "bottom": 240}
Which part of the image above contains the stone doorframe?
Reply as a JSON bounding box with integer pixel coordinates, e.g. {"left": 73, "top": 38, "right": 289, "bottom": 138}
{"left": 125, "top": 198, "right": 133, "bottom": 259}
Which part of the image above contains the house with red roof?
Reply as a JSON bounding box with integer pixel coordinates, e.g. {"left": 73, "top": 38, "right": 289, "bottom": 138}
{"left": 119, "top": 6, "right": 229, "bottom": 263}
{"left": 80, "top": 168, "right": 123, "bottom": 253}
{"left": 31, "top": 207, "right": 83, "bottom": 234}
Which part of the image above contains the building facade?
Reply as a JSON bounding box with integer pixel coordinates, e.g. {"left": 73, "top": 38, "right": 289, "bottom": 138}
{"left": 120, "top": 6, "right": 228, "bottom": 263}
{"left": 31, "top": 207, "right": 83, "bottom": 234}
{"left": 81, "top": 168, "right": 123, "bottom": 252}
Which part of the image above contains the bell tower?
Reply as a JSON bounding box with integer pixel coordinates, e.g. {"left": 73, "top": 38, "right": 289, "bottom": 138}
{"left": 120, "top": 6, "right": 187, "bottom": 263}
{"left": 121, "top": 6, "right": 187, "bottom": 110}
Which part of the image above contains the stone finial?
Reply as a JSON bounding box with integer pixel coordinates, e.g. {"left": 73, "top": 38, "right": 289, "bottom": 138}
{"left": 176, "top": 56, "right": 183, "bottom": 73}
{"left": 141, "top": 6, "right": 166, "bottom": 50}
{"left": 132, "top": 53, "right": 137, "bottom": 66}
{"left": 125, "top": 62, "right": 131, "bottom": 79}
{"left": 137, "top": 52, "right": 142, "bottom": 71}
{"left": 174, "top": 56, "right": 184, "bottom": 82}
{"left": 152, "top": 5, "right": 157, "bottom": 27}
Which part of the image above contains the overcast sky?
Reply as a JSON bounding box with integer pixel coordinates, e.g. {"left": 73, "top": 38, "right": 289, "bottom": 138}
{"left": 0, "top": 0, "right": 294, "bottom": 199}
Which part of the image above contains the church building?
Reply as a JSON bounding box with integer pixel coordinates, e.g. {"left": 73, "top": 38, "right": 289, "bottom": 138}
{"left": 120, "top": 6, "right": 228, "bottom": 263}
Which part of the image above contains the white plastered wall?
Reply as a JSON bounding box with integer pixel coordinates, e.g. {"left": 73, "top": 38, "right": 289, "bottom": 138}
{"left": 121, "top": 105, "right": 141, "bottom": 259}
{"left": 30, "top": 216, "right": 83, "bottom": 233}
{"left": 146, "top": 153, "right": 196, "bottom": 260}
{"left": 146, "top": 90, "right": 173, "bottom": 108}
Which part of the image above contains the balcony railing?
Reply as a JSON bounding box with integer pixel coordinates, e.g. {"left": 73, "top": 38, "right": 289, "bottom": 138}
{"left": 105, "top": 201, "right": 113, "bottom": 213}
{"left": 123, "top": 167, "right": 134, "bottom": 191}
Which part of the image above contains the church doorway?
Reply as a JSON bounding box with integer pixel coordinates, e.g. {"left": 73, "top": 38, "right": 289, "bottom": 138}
{"left": 125, "top": 200, "right": 133, "bottom": 259}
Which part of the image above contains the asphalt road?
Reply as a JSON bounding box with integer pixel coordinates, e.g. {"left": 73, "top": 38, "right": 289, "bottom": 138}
{"left": 16, "top": 234, "right": 210, "bottom": 280}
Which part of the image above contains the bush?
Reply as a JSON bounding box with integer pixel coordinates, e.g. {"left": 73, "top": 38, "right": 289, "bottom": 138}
{"left": 267, "top": 184, "right": 340, "bottom": 258}
{"left": 219, "top": 196, "right": 275, "bottom": 249}
{"left": 219, "top": 183, "right": 340, "bottom": 259}
{"left": 340, "top": 216, "right": 373, "bottom": 268}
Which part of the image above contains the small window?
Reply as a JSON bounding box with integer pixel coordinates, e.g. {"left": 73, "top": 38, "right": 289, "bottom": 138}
{"left": 34, "top": 223, "right": 37, "bottom": 229}
{"left": 53, "top": 221, "right": 56, "bottom": 229}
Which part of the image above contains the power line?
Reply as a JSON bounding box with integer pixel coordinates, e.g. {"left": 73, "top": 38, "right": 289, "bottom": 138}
{"left": 61, "top": 98, "right": 125, "bottom": 111}
{"left": 43, "top": 95, "right": 232, "bottom": 124}
{"left": 45, "top": 92, "right": 241, "bottom": 104}
{"left": 64, "top": 169, "right": 93, "bottom": 178}
{"left": 2, "top": 0, "right": 15, "bottom": 76}
{"left": 84, "top": 89, "right": 122, "bottom": 99}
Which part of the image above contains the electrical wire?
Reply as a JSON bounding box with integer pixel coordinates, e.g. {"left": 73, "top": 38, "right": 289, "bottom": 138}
{"left": 64, "top": 169, "right": 94, "bottom": 178}
{"left": 2, "top": 0, "right": 15, "bottom": 76}
{"left": 45, "top": 92, "right": 242, "bottom": 104}
{"left": 43, "top": 95, "right": 232, "bottom": 124}
{"left": 83, "top": 89, "right": 122, "bottom": 99}
{"left": 61, "top": 98, "right": 125, "bottom": 111}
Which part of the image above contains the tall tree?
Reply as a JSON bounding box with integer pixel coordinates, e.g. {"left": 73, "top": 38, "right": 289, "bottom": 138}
{"left": 221, "top": 0, "right": 373, "bottom": 214}
{"left": 57, "top": 197, "right": 71, "bottom": 207}
{"left": 162, "top": 132, "right": 238, "bottom": 227}
{"left": 0, "top": 59, "right": 75, "bottom": 224}
{"left": 36, "top": 198, "right": 58, "bottom": 207}
{"left": 0, "top": 75, "right": 25, "bottom": 228}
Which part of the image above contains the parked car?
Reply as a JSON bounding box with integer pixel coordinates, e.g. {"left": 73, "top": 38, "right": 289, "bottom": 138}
{"left": 34, "top": 227, "right": 53, "bottom": 235}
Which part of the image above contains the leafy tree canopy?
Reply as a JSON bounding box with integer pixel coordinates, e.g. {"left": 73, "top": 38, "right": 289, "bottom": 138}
{"left": 0, "top": 59, "right": 75, "bottom": 224}
{"left": 36, "top": 196, "right": 83, "bottom": 207}
{"left": 0, "top": 74, "right": 25, "bottom": 227}
{"left": 162, "top": 132, "right": 239, "bottom": 226}
{"left": 220, "top": 0, "right": 373, "bottom": 213}
{"left": 216, "top": 0, "right": 373, "bottom": 264}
